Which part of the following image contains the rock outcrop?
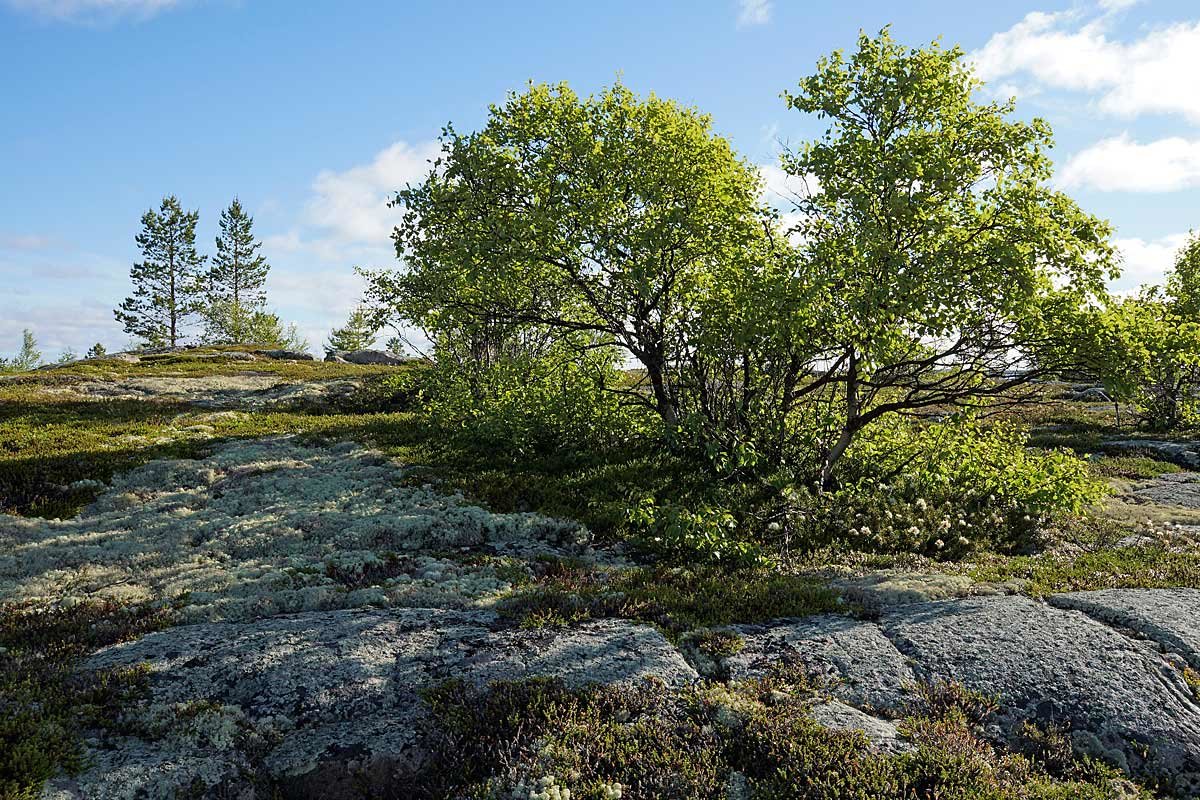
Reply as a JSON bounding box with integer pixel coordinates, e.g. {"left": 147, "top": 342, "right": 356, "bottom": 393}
{"left": 324, "top": 349, "right": 411, "bottom": 366}
{"left": 43, "top": 610, "right": 696, "bottom": 800}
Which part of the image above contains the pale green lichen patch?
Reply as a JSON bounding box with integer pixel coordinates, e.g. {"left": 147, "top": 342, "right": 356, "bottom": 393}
{"left": 0, "top": 437, "right": 592, "bottom": 621}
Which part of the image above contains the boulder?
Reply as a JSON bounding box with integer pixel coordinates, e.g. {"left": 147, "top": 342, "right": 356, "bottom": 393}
{"left": 257, "top": 349, "right": 314, "bottom": 361}
{"left": 727, "top": 614, "right": 916, "bottom": 712}
{"left": 1103, "top": 439, "right": 1200, "bottom": 468}
{"left": 1050, "top": 588, "right": 1200, "bottom": 671}
{"left": 45, "top": 609, "right": 697, "bottom": 800}
{"left": 808, "top": 700, "right": 912, "bottom": 755}
{"left": 324, "top": 349, "right": 409, "bottom": 366}
{"left": 1128, "top": 472, "right": 1200, "bottom": 509}
{"left": 880, "top": 594, "right": 1200, "bottom": 792}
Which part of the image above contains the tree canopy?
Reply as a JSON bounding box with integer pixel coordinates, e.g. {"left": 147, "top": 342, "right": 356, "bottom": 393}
{"left": 364, "top": 32, "right": 1120, "bottom": 490}
{"left": 778, "top": 28, "right": 1116, "bottom": 482}
{"left": 114, "top": 195, "right": 207, "bottom": 348}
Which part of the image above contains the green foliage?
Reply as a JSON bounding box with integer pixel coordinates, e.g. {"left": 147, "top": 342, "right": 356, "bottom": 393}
{"left": 364, "top": 79, "right": 769, "bottom": 435}
{"left": 1088, "top": 453, "right": 1182, "bottom": 480}
{"left": 778, "top": 28, "right": 1116, "bottom": 486}
{"left": 1089, "top": 293, "right": 1200, "bottom": 431}
{"left": 0, "top": 330, "right": 41, "bottom": 373}
{"left": 782, "top": 421, "right": 1108, "bottom": 557}
{"left": 208, "top": 197, "right": 270, "bottom": 310}
{"left": 627, "top": 498, "right": 761, "bottom": 565}
{"left": 410, "top": 675, "right": 1144, "bottom": 800}
{"left": 325, "top": 306, "right": 378, "bottom": 353}
{"left": 498, "top": 562, "right": 841, "bottom": 636}
{"left": 0, "top": 601, "right": 173, "bottom": 798}
{"left": 85, "top": 343, "right": 107, "bottom": 360}
{"left": 971, "top": 541, "right": 1200, "bottom": 595}
{"left": 202, "top": 299, "right": 308, "bottom": 350}
{"left": 114, "top": 195, "right": 208, "bottom": 348}
{"left": 421, "top": 336, "right": 645, "bottom": 456}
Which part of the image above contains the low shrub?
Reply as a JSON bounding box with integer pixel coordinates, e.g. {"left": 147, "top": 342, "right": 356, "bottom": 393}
{"left": 407, "top": 675, "right": 1146, "bottom": 800}
{"left": 0, "top": 600, "right": 174, "bottom": 798}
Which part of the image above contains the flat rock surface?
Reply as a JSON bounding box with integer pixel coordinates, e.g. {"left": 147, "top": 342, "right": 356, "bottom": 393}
{"left": 1050, "top": 588, "right": 1200, "bottom": 671}
{"left": 0, "top": 437, "right": 591, "bottom": 620}
{"left": 46, "top": 609, "right": 696, "bottom": 800}
{"left": 727, "top": 614, "right": 916, "bottom": 712}
{"left": 49, "top": 375, "right": 362, "bottom": 409}
{"left": 1129, "top": 472, "right": 1200, "bottom": 509}
{"left": 1104, "top": 439, "right": 1200, "bottom": 468}
{"left": 881, "top": 595, "right": 1200, "bottom": 790}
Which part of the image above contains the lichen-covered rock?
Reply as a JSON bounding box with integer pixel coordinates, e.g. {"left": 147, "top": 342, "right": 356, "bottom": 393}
{"left": 1050, "top": 588, "right": 1200, "bottom": 671}
{"left": 51, "top": 375, "right": 361, "bottom": 410}
{"left": 807, "top": 700, "right": 912, "bottom": 755}
{"left": 881, "top": 594, "right": 1200, "bottom": 792}
{"left": 43, "top": 609, "right": 695, "bottom": 800}
{"left": 829, "top": 570, "right": 993, "bottom": 610}
{"left": 1128, "top": 471, "right": 1200, "bottom": 509}
{"left": 324, "top": 349, "right": 410, "bottom": 366}
{"left": 1104, "top": 439, "right": 1200, "bottom": 468}
{"left": 726, "top": 615, "right": 915, "bottom": 712}
{"left": 0, "top": 437, "right": 591, "bottom": 620}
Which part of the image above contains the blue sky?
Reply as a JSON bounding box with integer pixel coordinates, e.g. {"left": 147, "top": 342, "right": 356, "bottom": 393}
{"left": 3, "top": 0, "right": 1200, "bottom": 358}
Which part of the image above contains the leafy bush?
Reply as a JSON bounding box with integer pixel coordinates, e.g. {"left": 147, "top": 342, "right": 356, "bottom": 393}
{"left": 627, "top": 498, "right": 761, "bottom": 565}
{"left": 777, "top": 420, "right": 1109, "bottom": 557}
{"left": 423, "top": 342, "right": 648, "bottom": 457}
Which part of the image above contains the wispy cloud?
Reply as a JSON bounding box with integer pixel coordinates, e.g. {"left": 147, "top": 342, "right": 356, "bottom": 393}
{"left": 4, "top": 0, "right": 184, "bottom": 22}
{"left": 736, "top": 0, "right": 771, "bottom": 29}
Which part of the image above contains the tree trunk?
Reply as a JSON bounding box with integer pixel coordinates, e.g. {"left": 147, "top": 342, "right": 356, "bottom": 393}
{"left": 820, "top": 349, "right": 858, "bottom": 491}
{"left": 643, "top": 351, "right": 678, "bottom": 431}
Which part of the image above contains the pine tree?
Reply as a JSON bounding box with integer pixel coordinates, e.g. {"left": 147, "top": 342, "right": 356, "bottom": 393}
{"left": 209, "top": 198, "right": 270, "bottom": 309}
{"left": 1, "top": 330, "right": 42, "bottom": 372}
{"left": 115, "top": 196, "right": 207, "bottom": 348}
{"left": 86, "top": 342, "right": 107, "bottom": 359}
{"left": 325, "top": 307, "right": 378, "bottom": 353}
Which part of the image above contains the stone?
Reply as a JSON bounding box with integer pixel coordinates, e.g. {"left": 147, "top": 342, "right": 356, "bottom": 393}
{"left": 727, "top": 615, "right": 915, "bottom": 712}
{"left": 1050, "top": 588, "right": 1200, "bottom": 671}
{"left": 0, "top": 437, "right": 592, "bottom": 620}
{"left": 1128, "top": 472, "right": 1200, "bottom": 509}
{"left": 830, "top": 571, "right": 980, "bottom": 610}
{"left": 1103, "top": 439, "right": 1200, "bottom": 468}
{"left": 807, "top": 700, "right": 912, "bottom": 755}
{"left": 45, "top": 609, "right": 696, "bottom": 800}
{"left": 1071, "top": 387, "right": 1111, "bottom": 402}
{"left": 880, "top": 594, "right": 1200, "bottom": 791}
{"left": 324, "top": 349, "right": 410, "bottom": 366}
{"left": 257, "top": 349, "right": 314, "bottom": 361}
{"left": 49, "top": 375, "right": 362, "bottom": 411}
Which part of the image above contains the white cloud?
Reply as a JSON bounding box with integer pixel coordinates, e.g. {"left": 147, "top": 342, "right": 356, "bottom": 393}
{"left": 1059, "top": 134, "right": 1200, "bottom": 192}
{"left": 736, "top": 0, "right": 770, "bottom": 28}
{"left": 305, "top": 141, "right": 439, "bottom": 245}
{"left": 972, "top": 4, "right": 1200, "bottom": 122}
{"left": 5, "top": 0, "right": 182, "bottom": 21}
{"left": 1113, "top": 232, "right": 1190, "bottom": 290}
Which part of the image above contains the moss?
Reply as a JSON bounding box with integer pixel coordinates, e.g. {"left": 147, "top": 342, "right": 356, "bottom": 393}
{"left": 497, "top": 562, "right": 843, "bottom": 637}
{"left": 1088, "top": 454, "right": 1183, "bottom": 480}
{"left": 969, "top": 544, "right": 1200, "bottom": 594}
